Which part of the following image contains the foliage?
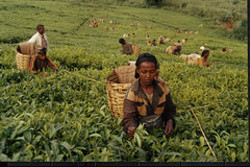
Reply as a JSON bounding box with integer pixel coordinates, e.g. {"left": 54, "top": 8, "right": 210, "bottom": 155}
{"left": 218, "top": 12, "right": 234, "bottom": 23}
{"left": 231, "top": 18, "right": 248, "bottom": 41}
{"left": 145, "top": 0, "right": 163, "bottom": 7}
{"left": 161, "top": 0, "right": 247, "bottom": 41}
{"left": 0, "top": 0, "right": 248, "bottom": 162}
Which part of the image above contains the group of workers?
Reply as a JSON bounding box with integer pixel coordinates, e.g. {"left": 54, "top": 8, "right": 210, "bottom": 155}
{"left": 120, "top": 37, "right": 183, "bottom": 55}
{"left": 118, "top": 39, "right": 211, "bottom": 137}
{"left": 23, "top": 26, "right": 176, "bottom": 139}
{"left": 146, "top": 35, "right": 170, "bottom": 46}
{"left": 89, "top": 19, "right": 99, "bottom": 28}
{"left": 22, "top": 23, "right": 213, "bottom": 139}
{"left": 119, "top": 35, "right": 212, "bottom": 68}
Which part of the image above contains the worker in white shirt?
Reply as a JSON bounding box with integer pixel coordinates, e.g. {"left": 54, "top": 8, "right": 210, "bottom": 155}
{"left": 28, "top": 24, "right": 49, "bottom": 50}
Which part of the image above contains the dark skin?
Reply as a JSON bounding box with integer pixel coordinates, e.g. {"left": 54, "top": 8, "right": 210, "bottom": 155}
{"left": 127, "top": 61, "right": 174, "bottom": 139}
{"left": 38, "top": 27, "right": 45, "bottom": 35}
{"left": 203, "top": 52, "right": 209, "bottom": 59}
{"left": 201, "top": 51, "right": 212, "bottom": 67}
{"left": 120, "top": 40, "right": 125, "bottom": 45}
{"left": 37, "top": 53, "right": 57, "bottom": 77}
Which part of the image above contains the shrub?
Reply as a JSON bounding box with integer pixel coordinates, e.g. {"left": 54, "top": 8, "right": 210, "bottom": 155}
{"left": 145, "top": 0, "right": 163, "bottom": 7}
{"left": 231, "top": 18, "right": 247, "bottom": 41}
{"left": 232, "top": 0, "right": 239, "bottom": 5}
{"left": 181, "top": 2, "right": 187, "bottom": 8}
{"left": 219, "top": 13, "right": 233, "bottom": 23}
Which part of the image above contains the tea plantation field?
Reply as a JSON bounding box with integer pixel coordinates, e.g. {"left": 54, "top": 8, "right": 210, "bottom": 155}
{"left": 0, "top": 0, "right": 248, "bottom": 162}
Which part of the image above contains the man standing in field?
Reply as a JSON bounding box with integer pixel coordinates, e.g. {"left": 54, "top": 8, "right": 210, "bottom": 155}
{"left": 29, "top": 48, "right": 58, "bottom": 77}
{"left": 119, "top": 38, "right": 133, "bottom": 55}
{"left": 28, "top": 24, "right": 49, "bottom": 50}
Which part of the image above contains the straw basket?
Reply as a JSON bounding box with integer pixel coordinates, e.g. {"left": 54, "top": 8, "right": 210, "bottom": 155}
{"left": 132, "top": 45, "right": 141, "bottom": 56}
{"left": 15, "top": 50, "right": 32, "bottom": 70}
{"left": 15, "top": 42, "right": 41, "bottom": 70}
{"left": 106, "top": 64, "right": 136, "bottom": 118}
{"left": 169, "top": 47, "right": 174, "bottom": 54}
{"left": 166, "top": 45, "right": 177, "bottom": 54}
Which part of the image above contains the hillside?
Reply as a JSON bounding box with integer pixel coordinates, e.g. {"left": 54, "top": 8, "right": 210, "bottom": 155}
{"left": 0, "top": 0, "right": 248, "bottom": 162}
{"left": 68, "top": 0, "right": 248, "bottom": 41}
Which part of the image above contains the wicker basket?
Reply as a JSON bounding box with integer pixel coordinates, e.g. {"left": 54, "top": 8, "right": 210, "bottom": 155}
{"left": 166, "top": 45, "right": 177, "bottom": 54}
{"left": 106, "top": 64, "right": 136, "bottom": 118}
{"left": 132, "top": 45, "right": 141, "bottom": 56}
{"left": 15, "top": 50, "right": 32, "bottom": 70}
{"left": 169, "top": 47, "right": 174, "bottom": 54}
{"left": 15, "top": 42, "right": 41, "bottom": 70}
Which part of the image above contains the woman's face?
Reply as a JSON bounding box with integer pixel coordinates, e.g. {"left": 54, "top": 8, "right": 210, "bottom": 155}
{"left": 137, "top": 61, "right": 158, "bottom": 87}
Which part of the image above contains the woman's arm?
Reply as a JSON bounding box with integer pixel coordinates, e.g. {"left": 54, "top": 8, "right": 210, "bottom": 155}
{"left": 46, "top": 56, "right": 58, "bottom": 72}
{"left": 29, "top": 56, "right": 39, "bottom": 74}
{"left": 162, "top": 93, "right": 176, "bottom": 128}
{"left": 162, "top": 93, "right": 176, "bottom": 137}
{"left": 122, "top": 99, "right": 139, "bottom": 138}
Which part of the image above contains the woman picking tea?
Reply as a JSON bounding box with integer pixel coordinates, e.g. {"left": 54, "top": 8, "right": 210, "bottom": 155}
{"left": 122, "top": 53, "right": 176, "bottom": 139}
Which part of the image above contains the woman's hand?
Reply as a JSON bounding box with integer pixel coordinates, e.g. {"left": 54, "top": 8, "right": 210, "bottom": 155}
{"left": 38, "top": 73, "right": 48, "bottom": 77}
{"left": 165, "top": 119, "right": 174, "bottom": 137}
{"left": 127, "top": 126, "right": 136, "bottom": 139}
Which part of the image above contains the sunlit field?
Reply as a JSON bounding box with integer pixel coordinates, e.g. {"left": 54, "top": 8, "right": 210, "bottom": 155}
{"left": 0, "top": 0, "right": 247, "bottom": 162}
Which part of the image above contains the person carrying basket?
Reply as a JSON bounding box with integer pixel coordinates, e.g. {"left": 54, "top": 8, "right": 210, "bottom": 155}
{"left": 119, "top": 38, "right": 133, "bottom": 55}
{"left": 122, "top": 53, "right": 176, "bottom": 139}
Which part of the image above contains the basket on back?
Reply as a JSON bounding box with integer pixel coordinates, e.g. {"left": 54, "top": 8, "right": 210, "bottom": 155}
{"left": 165, "top": 45, "right": 177, "bottom": 54}
{"left": 16, "top": 42, "right": 41, "bottom": 70}
{"left": 132, "top": 45, "right": 141, "bottom": 56}
{"left": 106, "top": 63, "right": 137, "bottom": 118}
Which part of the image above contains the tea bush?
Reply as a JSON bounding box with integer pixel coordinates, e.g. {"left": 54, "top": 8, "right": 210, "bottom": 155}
{"left": 0, "top": 0, "right": 247, "bottom": 162}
